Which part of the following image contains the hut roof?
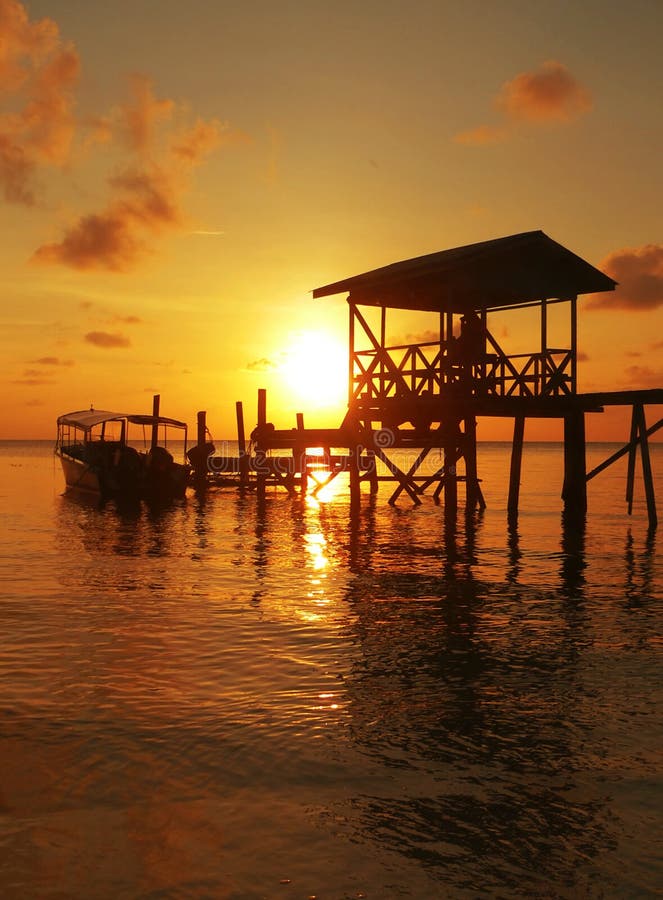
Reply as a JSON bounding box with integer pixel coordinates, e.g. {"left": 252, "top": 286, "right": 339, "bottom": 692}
{"left": 312, "top": 230, "right": 616, "bottom": 313}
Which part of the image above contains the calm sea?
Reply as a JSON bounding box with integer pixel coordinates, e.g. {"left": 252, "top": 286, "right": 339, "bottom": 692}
{"left": 1, "top": 440, "right": 661, "bottom": 899}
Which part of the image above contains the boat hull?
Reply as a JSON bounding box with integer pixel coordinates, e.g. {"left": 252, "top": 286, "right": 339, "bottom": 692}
{"left": 57, "top": 449, "right": 188, "bottom": 503}
{"left": 57, "top": 453, "right": 102, "bottom": 495}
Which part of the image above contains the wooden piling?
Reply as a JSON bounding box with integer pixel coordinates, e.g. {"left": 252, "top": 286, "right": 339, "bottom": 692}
{"left": 635, "top": 404, "right": 657, "bottom": 527}
{"left": 190, "top": 410, "right": 208, "bottom": 483}
{"left": 562, "top": 409, "right": 586, "bottom": 516}
{"left": 507, "top": 415, "right": 525, "bottom": 517}
{"left": 443, "top": 425, "right": 458, "bottom": 515}
{"left": 349, "top": 441, "right": 360, "bottom": 504}
{"left": 367, "top": 450, "right": 379, "bottom": 494}
{"left": 464, "top": 414, "right": 480, "bottom": 510}
{"left": 236, "top": 401, "right": 249, "bottom": 487}
{"left": 150, "top": 394, "right": 160, "bottom": 450}
{"left": 626, "top": 405, "right": 638, "bottom": 514}
{"left": 256, "top": 389, "right": 267, "bottom": 500}
{"left": 296, "top": 412, "right": 307, "bottom": 493}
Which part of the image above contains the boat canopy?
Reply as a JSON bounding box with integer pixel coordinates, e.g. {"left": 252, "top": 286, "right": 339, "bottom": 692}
{"left": 57, "top": 409, "right": 187, "bottom": 431}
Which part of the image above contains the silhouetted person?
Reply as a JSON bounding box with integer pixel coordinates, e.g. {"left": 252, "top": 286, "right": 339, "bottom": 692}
{"left": 458, "top": 311, "right": 485, "bottom": 393}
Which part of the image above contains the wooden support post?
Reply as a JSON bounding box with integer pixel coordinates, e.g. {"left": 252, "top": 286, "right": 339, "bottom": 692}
{"left": 626, "top": 405, "right": 638, "bottom": 514}
{"left": 443, "top": 419, "right": 458, "bottom": 516}
{"left": 367, "top": 449, "right": 379, "bottom": 494}
{"left": 570, "top": 295, "right": 578, "bottom": 392}
{"left": 236, "top": 401, "right": 249, "bottom": 488}
{"left": 635, "top": 404, "right": 657, "bottom": 528}
{"left": 464, "top": 414, "right": 480, "bottom": 511}
{"left": 349, "top": 442, "right": 360, "bottom": 504}
{"left": 348, "top": 301, "right": 355, "bottom": 406}
{"left": 541, "top": 299, "right": 547, "bottom": 395}
{"left": 256, "top": 389, "right": 267, "bottom": 500}
{"left": 296, "top": 412, "right": 307, "bottom": 494}
{"left": 189, "top": 410, "right": 208, "bottom": 484}
{"left": 562, "top": 409, "right": 586, "bottom": 516}
{"left": 508, "top": 415, "right": 525, "bottom": 518}
{"left": 150, "top": 394, "right": 160, "bottom": 450}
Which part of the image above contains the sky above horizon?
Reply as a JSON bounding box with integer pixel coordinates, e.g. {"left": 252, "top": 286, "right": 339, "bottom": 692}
{"left": 2, "top": 0, "right": 662, "bottom": 440}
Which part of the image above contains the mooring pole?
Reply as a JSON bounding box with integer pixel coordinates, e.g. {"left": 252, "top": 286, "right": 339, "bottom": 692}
{"left": 151, "top": 394, "right": 160, "bottom": 450}
{"left": 296, "top": 412, "right": 307, "bottom": 494}
{"left": 443, "top": 417, "right": 458, "bottom": 516}
{"left": 191, "top": 410, "right": 208, "bottom": 484}
{"left": 236, "top": 401, "right": 249, "bottom": 488}
{"left": 464, "top": 414, "right": 480, "bottom": 511}
{"left": 349, "top": 441, "right": 361, "bottom": 504}
{"left": 508, "top": 415, "right": 525, "bottom": 518}
{"left": 562, "top": 409, "right": 587, "bottom": 516}
{"left": 626, "top": 405, "right": 638, "bottom": 514}
{"left": 635, "top": 403, "right": 657, "bottom": 528}
{"left": 256, "top": 389, "right": 267, "bottom": 500}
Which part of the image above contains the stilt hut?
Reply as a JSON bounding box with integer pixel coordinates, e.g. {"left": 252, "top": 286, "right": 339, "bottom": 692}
{"left": 313, "top": 230, "right": 617, "bottom": 511}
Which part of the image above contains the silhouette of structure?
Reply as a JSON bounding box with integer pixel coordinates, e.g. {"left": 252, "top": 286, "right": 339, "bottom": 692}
{"left": 198, "top": 231, "right": 662, "bottom": 525}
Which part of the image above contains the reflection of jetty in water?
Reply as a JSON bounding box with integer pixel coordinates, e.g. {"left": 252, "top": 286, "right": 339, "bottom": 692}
{"left": 217, "top": 491, "right": 656, "bottom": 896}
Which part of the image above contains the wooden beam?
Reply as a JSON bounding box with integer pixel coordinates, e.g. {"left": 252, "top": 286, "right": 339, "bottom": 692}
{"left": 586, "top": 416, "right": 663, "bottom": 482}
{"left": 388, "top": 446, "right": 430, "bottom": 504}
{"left": 372, "top": 445, "right": 421, "bottom": 505}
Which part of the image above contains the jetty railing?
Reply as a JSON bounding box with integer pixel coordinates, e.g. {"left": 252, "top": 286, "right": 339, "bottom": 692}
{"left": 352, "top": 340, "right": 574, "bottom": 400}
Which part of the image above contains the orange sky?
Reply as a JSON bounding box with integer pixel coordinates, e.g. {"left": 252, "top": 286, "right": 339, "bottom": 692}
{"left": 1, "top": 0, "right": 662, "bottom": 440}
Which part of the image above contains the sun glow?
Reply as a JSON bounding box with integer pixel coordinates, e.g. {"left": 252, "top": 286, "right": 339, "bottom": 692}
{"left": 281, "top": 331, "right": 347, "bottom": 407}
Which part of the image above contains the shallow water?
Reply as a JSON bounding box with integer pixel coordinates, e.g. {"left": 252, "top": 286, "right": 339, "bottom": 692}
{"left": 1, "top": 441, "right": 661, "bottom": 899}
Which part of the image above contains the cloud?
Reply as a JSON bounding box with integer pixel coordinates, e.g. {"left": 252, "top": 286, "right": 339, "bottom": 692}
{"left": 32, "top": 162, "right": 182, "bottom": 270}
{"left": 118, "top": 73, "right": 174, "bottom": 154}
{"left": 0, "top": 0, "right": 79, "bottom": 204}
{"left": 453, "top": 60, "right": 591, "bottom": 145}
{"left": 32, "top": 355, "right": 73, "bottom": 365}
{"left": 625, "top": 365, "right": 663, "bottom": 388}
{"left": 454, "top": 125, "right": 507, "bottom": 146}
{"left": 114, "top": 314, "right": 142, "bottom": 324}
{"left": 12, "top": 377, "right": 54, "bottom": 385}
{"left": 247, "top": 357, "right": 279, "bottom": 372}
{"left": 497, "top": 61, "right": 591, "bottom": 123}
{"left": 577, "top": 351, "right": 590, "bottom": 362}
{"left": 33, "top": 99, "right": 230, "bottom": 271}
{"left": 587, "top": 244, "right": 663, "bottom": 310}
{"left": 0, "top": 4, "right": 241, "bottom": 268}
{"left": 84, "top": 330, "right": 130, "bottom": 348}
{"left": 389, "top": 329, "right": 440, "bottom": 346}
{"left": 625, "top": 350, "right": 641, "bottom": 359}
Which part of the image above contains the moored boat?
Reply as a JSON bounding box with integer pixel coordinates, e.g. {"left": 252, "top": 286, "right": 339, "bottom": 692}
{"left": 55, "top": 406, "right": 190, "bottom": 503}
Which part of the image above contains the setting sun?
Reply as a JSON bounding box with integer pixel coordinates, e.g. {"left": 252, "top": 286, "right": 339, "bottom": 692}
{"left": 281, "top": 331, "right": 347, "bottom": 408}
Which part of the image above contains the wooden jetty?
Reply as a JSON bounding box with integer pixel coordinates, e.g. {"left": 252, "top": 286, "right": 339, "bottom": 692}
{"left": 192, "top": 231, "right": 662, "bottom": 526}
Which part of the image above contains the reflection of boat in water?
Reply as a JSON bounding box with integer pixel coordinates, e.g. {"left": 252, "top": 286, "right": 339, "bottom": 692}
{"left": 55, "top": 407, "right": 190, "bottom": 503}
